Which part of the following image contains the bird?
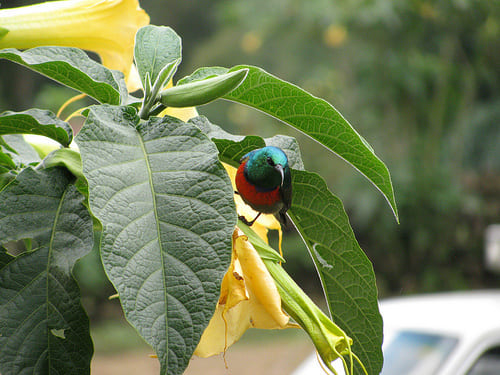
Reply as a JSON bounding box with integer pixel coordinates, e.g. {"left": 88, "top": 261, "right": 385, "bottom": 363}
{"left": 235, "top": 146, "right": 292, "bottom": 227}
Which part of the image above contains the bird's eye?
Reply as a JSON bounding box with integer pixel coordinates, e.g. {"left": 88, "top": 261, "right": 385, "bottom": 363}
{"left": 266, "top": 156, "right": 275, "bottom": 166}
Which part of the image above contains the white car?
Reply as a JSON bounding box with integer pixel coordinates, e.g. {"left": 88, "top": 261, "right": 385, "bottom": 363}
{"left": 292, "top": 291, "right": 500, "bottom": 375}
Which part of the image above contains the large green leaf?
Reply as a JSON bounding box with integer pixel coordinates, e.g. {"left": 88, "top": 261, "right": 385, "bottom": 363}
{"left": 289, "top": 170, "right": 383, "bottom": 375}
{"left": 0, "top": 150, "right": 16, "bottom": 172}
{"left": 77, "top": 106, "right": 236, "bottom": 375}
{"left": 223, "top": 65, "right": 398, "bottom": 220}
{"left": 1, "top": 134, "right": 41, "bottom": 166}
{"left": 0, "top": 167, "right": 94, "bottom": 375}
{"left": 134, "top": 26, "right": 182, "bottom": 89}
{"left": 0, "top": 109, "right": 73, "bottom": 146}
{"left": 0, "top": 47, "right": 126, "bottom": 104}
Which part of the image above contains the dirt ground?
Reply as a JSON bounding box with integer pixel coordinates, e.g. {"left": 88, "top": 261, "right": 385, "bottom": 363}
{"left": 91, "top": 339, "right": 312, "bottom": 375}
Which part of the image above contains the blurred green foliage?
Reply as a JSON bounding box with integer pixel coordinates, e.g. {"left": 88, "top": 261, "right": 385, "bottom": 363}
{"left": 1, "top": 0, "right": 498, "bottom": 304}
{"left": 190, "top": 0, "right": 500, "bottom": 296}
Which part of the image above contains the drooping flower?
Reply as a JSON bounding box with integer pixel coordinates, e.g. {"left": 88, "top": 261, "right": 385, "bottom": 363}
{"left": 194, "top": 227, "right": 294, "bottom": 357}
{"left": 0, "top": 0, "right": 149, "bottom": 89}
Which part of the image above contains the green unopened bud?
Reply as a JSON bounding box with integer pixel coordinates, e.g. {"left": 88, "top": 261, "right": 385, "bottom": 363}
{"left": 159, "top": 68, "right": 248, "bottom": 108}
{"left": 153, "top": 58, "right": 181, "bottom": 92}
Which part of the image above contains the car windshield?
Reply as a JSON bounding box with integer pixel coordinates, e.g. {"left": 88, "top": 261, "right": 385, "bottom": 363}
{"left": 381, "top": 331, "right": 458, "bottom": 375}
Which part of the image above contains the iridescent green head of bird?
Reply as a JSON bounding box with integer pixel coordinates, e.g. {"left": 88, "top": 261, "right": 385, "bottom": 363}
{"left": 243, "top": 146, "right": 290, "bottom": 191}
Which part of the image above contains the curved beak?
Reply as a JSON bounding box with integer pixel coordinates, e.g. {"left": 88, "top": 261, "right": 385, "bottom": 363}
{"left": 275, "top": 164, "right": 284, "bottom": 187}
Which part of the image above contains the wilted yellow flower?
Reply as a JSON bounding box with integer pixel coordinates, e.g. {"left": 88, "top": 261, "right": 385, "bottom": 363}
{"left": 0, "top": 0, "right": 149, "bottom": 89}
{"left": 194, "top": 227, "right": 293, "bottom": 357}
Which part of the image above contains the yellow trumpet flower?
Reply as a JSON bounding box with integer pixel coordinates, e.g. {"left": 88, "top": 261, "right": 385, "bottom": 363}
{"left": 194, "top": 227, "right": 294, "bottom": 357}
{"left": 0, "top": 0, "right": 149, "bottom": 89}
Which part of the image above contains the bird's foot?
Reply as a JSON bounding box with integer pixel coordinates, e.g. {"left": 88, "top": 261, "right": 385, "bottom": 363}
{"left": 238, "top": 212, "right": 261, "bottom": 227}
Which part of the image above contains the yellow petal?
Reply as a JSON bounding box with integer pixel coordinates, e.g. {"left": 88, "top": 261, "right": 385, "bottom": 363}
{"left": 194, "top": 227, "right": 290, "bottom": 357}
{"left": 0, "top": 0, "right": 149, "bottom": 89}
{"left": 126, "top": 63, "right": 143, "bottom": 93}
{"left": 194, "top": 298, "right": 252, "bottom": 358}
{"left": 195, "top": 261, "right": 252, "bottom": 358}
{"left": 194, "top": 241, "right": 251, "bottom": 357}
{"left": 159, "top": 106, "right": 199, "bottom": 122}
{"left": 233, "top": 228, "right": 289, "bottom": 328}
{"left": 218, "top": 244, "right": 248, "bottom": 309}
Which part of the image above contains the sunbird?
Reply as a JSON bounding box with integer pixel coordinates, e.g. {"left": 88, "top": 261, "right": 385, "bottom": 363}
{"left": 235, "top": 146, "right": 292, "bottom": 227}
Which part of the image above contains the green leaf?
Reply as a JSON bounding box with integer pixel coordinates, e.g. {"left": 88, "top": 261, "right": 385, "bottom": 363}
{"left": 189, "top": 116, "right": 247, "bottom": 142}
{"left": 224, "top": 65, "right": 398, "bottom": 220}
{"left": 42, "top": 148, "right": 84, "bottom": 180}
{"left": 0, "top": 109, "right": 73, "bottom": 146}
{"left": 155, "top": 58, "right": 182, "bottom": 93}
{"left": 0, "top": 167, "right": 94, "bottom": 374}
{"left": 0, "top": 150, "right": 16, "bottom": 171}
{"left": 138, "top": 58, "right": 181, "bottom": 120}
{"left": 160, "top": 69, "right": 248, "bottom": 108}
{"left": 288, "top": 170, "right": 383, "bottom": 375}
{"left": 77, "top": 105, "right": 236, "bottom": 375}
{"left": 134, "top": 26, "right": 182, "bottom": 89}
{"left": 0, "top": 246, "right": 14, "bottom": 270}
{"left": 2, "top": 134, "right": 41, "bottom": 166}
{"left": 0, "top": 47, "right": 125, "bottom": 104}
